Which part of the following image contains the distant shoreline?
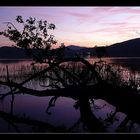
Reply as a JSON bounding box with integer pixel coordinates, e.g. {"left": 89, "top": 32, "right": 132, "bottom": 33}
{"left": 0, "top": 58, "right": 32, "bottom": 60}
{"left": 1, "top": 57, "right": 140, "bottom": 61}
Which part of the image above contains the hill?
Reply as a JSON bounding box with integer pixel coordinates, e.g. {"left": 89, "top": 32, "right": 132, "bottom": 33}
{"left": 1, "top": 38, "right": 140, "bottom": 59}
{"left": 0, "top": 46, "right": 29, "bottom": 59}
{"left": 107, "top": 38, "right": 140, "bottom": 57}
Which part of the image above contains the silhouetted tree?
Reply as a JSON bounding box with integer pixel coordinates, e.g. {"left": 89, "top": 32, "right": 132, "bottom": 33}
{"left": 0, "top": 16, "right": 140, "bottom": 133}
{"left": 0, "top": 16, "right": 61, "bottom": 64}
{"left": 94, "top": 46, "right": 108, "bottom": 60}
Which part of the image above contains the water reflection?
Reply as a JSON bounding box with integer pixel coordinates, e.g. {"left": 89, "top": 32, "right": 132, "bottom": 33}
{"left": 0, "top": 58, "right": 140, "bottom": 133}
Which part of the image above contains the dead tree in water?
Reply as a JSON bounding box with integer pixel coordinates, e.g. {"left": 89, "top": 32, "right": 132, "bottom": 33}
{"left": 0, "top": 16, "right": 140, "bottom": 132}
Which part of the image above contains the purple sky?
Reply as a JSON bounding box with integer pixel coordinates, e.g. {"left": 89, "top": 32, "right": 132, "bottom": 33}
{"left": 0, "top": 7, "right": 140, "bottom": 47}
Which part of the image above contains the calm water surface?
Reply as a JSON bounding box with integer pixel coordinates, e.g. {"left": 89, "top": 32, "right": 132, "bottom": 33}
{"left": 0, "top": 58, "right": 140, "bottom": 133}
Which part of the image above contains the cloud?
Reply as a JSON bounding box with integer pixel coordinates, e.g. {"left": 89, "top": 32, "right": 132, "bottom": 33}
{"left": 109, "top": 7, "right": 140, "bottom": 15}
{"left": 104, "top": 22, "right": 128, "bottom": 26}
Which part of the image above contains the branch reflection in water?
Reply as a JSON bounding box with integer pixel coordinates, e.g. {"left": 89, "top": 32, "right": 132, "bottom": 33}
{"left": 0, "top": 58, "right": 140, "bottom": 133}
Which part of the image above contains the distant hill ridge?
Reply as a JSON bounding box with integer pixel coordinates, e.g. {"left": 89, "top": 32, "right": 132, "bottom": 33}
{"left": 0, "top": 46, "right": 29, "bottom": 59}
{"left": 107, "top": 38, "right": 140, "bottom": 57}
{"left": 1, "top": 38, "right": 140, "bottom": 58}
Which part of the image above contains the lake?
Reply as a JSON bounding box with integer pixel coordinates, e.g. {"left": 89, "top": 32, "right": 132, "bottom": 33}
{"left": 0, "top": 57, "right": 140, "bottom": 133}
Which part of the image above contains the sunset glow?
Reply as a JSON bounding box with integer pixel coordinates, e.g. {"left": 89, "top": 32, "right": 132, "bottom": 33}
{"left": 0, "top": 7, "right": 140, "bottom": 47}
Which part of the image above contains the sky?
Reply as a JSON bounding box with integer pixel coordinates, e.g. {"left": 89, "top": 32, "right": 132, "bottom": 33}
{"left": 1, "top": 7, "right": 140, "bottom": 48}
